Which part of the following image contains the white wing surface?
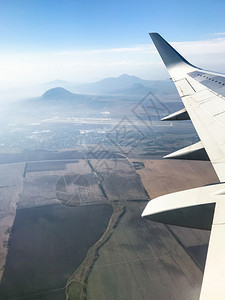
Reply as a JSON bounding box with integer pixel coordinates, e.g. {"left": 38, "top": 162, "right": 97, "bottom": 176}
{"left": 142, "top": 33, "right": 225, "bottom": 300}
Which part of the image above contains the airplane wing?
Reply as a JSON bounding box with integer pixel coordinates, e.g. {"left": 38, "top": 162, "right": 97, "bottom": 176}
{"left": 142, "top": 33, "right": 225, "bottom": 300}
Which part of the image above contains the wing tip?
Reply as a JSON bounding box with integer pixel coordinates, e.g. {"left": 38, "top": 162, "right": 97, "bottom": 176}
{"left": 149, "top": 32, "right": 194, "bottom": 69}
{"left": 149, "top": 32, "right": 159, "bottom": 35}
{"left": 149, "top": 32, "right": 160, "bottom": 39}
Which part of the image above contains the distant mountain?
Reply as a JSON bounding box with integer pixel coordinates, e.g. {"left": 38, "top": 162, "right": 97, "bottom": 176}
{"left": 33, "top": 87, "right": 111, "bottom": 111}
{"left": 40, "top": 80, "right": 79, "bottom": 94}
{"left": 39, "top": 87, "right": 98, "bottom": 105}
{"left": 73, "top": 74, "right": 177, "bottom": 96}
{"left": 41, "top": 87, "right": 78, "bottom": 100}
{"left": 112, "top": 83, "right": 150, "bottom": 95}
{"left": 39, "top": 74, "right": 177, "bottom": 100}
{"left": 90, "top": 74, "right": 145, "bottom": 91}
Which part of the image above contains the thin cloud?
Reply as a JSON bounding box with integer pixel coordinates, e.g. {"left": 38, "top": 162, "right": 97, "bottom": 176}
{"left": 1, "top": 36, "right": 225, "bottom": 88}
{"left": 55, "top": 45, "right": 155, "bottom": 56}
{"left": 55, "top": 36, "right": 225, "bottom": 57}
{"left": 211, "top": 32, "right": 225, "bottom": 37}
{"left": 172, "top": 38, "right": 225, "bottom": 55}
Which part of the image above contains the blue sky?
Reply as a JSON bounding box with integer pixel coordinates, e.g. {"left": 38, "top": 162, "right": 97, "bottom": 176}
{"left": 0, "top": 0, "right": 225, "bottom": 86}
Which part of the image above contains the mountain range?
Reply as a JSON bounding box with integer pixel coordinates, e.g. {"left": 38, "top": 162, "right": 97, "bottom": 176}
{"left": 0, "top": 74, "right": 179, "bottom": 103}
{"left": 41, "top": 74, "right": 178, "bottom": 97}
{"left": 6, "top": 74, "right": 183, "bottom": 125}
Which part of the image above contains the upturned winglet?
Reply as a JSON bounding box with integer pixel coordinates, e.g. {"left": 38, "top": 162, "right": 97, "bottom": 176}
{"left": 149, "top": 32, "right": 196, "bottom": 69}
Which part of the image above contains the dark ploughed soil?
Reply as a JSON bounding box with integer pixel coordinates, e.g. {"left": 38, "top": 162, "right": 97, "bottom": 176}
{"left": 0, "top": 203, "right": 113, "bottom": 299}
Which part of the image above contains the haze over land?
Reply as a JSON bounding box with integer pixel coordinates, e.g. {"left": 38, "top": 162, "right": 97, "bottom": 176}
{"left": 0, "top": 69, "right": 207, "bottom": 299}
{"left": 0, "top": 74, "right": 198, "bottom": 159}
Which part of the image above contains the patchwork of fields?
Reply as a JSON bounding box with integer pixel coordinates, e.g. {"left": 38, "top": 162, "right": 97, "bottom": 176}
{"left": 0, "top": 156, "right": 218, "bottom": 300}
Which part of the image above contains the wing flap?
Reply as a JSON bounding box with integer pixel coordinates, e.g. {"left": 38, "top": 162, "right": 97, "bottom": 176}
{"left": 161, "top": 108, "right": 189, "bottom": 121}
{"left": 164, "top": 141, "right": 209, "bottom": 160}
{"left": 141, "top": 183, "right": 223, "bottom": 230}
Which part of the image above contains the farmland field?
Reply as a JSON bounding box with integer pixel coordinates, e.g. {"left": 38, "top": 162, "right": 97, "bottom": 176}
{"left": 0, "top": 155, "right": 218, "bottom": 300}
{"left": 90, "top": 159, "right": 149, "bottom": 201}
{"left": 0, "top": 203, "right": 113, "bottom": 299}
{"left": 0, "top": 163, "right": 25, "bottom": 280}
{"left": 86, "top": 159, "right": 218, "bottom": 300}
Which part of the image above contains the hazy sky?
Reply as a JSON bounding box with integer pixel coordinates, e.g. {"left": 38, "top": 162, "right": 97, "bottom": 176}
{"left": 1, "top": 0, "right": 225, "bottom": 87}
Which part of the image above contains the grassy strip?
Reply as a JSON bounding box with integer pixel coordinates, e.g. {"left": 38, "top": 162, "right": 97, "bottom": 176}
{"left": 65, "top": 204, "right": 125, "bottom": 300}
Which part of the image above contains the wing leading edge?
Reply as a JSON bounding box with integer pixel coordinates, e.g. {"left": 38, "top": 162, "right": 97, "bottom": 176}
{"left": 142, "top": 33, "right": 225, "bottom": 300}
